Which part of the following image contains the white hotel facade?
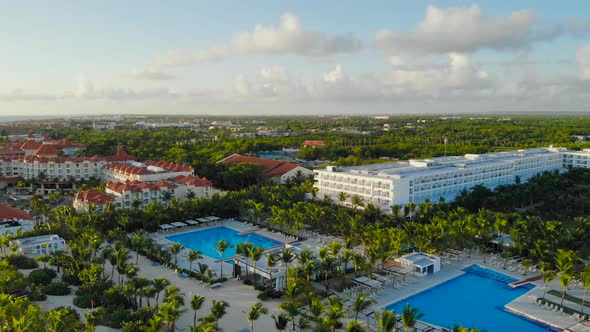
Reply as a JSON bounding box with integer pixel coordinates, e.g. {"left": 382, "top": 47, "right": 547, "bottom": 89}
{"left": 314, "top": 147, "right": 590, "bottom": 211}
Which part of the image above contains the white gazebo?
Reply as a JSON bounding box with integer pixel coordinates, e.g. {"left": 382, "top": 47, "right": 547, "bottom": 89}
{"left": 397, "top": 252, "right": 441, "bottom": 277}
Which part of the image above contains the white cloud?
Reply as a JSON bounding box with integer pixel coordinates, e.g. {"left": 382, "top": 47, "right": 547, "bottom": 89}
{"left": 386, "top": 53, "right": 493, "bottom": 97}
{"left": 577, "top": 44, "right": 590, "bottom": 79}
{"left": 128, "top": 67, "right": 176, "bottom": 80}
{"left": 153, "top": 13, "right": 362, "bottom": 67}
{"left": 375, "top": 5, "right": 535, "bottom": 54}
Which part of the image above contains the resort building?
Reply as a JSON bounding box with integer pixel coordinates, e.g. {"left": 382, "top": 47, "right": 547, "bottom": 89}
{"left": 303, "top": 140, "right": 326, "bottom": 148}
{"left": 397, "top": 252, "right": 441, "bottom": 276}
{"left": 219, "top": 153, "right": 314, "bottom": 184}
{"left": 105, "top": 180, "right": 177, "bottom": 208}
{"left": 0, "top": 147, "right": 137, "bottom": 182}
{"left": 73, "top": 189, "right": 116, "bottom": 212}
{"left": 171, "top": 174, "right": 216, "bottom": 199}
{"left": 314, "top": 146, "right": 590, "bottom": 210}
{"left": 0, "top": 204, "right": 34, "bottom": 235}
{"left": 9, "top": 234, "right": 67, "bottom": 256}
{"left": 18, "top": 134, "right": 85, "bottom": 157}
{"left": 102, "top": 160, "right": 193, "bottom": 182}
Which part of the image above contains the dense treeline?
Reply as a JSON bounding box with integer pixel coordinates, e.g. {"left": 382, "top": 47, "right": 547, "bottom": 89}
{"left": 48, "top": 116, "right": 590, "bottom": 170}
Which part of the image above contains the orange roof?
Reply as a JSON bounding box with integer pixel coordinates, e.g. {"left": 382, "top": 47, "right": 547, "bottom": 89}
{"left": 74, "top": 189, "right": 115, "bottom": 205}
{"left": 303, "top": 140, "right": 326, "bottom": 147}
{"left": 145, "top": 160, "right": 193, "bottom": 173}
{"left": 35, "top": 144, "right": 60, "bottom": 156}
{"left": 20, "top": 140, "right": 41, "bottom": 150}
{"left": 0, "top": 177, "right": 17, "bottom": 184}
{"left": 103, "top": 163, "right": 152, "bottom": 175}
{"left": 106, "top": 180, "right": 175, "bottom": 194}
{"left": 173, "top": 175, "right": 213, "bottom": 187}
{"left": 220, "top": 154, "right": 300, "bottom": 177}
{"left": 111, "top": 147, "right": 137, "bottom": 161}
{"left": 0, "top": 204, "right": 32, "bottom": 221}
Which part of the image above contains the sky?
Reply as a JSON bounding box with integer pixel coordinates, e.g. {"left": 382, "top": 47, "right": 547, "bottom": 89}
{"left": 1, "top": 0, "right": 590, "bottom": 116}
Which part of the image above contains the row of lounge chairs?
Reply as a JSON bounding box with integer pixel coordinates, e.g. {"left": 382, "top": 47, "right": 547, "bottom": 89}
{"left": 534, "top": 297, "right": 588, "bottom": 322}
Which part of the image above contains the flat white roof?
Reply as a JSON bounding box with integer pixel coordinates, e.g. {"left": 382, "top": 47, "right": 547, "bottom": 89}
{"left": 318, "top": 147, "right": 582, "bottom": 179}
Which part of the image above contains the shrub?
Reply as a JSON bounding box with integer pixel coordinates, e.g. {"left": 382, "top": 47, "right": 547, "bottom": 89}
{"left": 28, "top": 284, "right": 47, "bottom": 301}
{"left": 62, "top": 272, "right": 81, "bottom": 285}
{"left": 257, "top": 291, "right": 269, "bottom": 301}
{"left": 5, "top": 255, "right": 38, "bottom": 269}
{"left": 44, "top": 281, "right": 71, "bottom": 295}
{"left": 93, "top": 307, "right": 133, "bottom": 328}
{"left": 28, "top": 268, "right": 57, "bottom": 286}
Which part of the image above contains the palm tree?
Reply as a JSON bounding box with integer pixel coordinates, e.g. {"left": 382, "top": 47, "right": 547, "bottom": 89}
{"left": 170, "top": 243, "right": 184, "bottom": 266}
{"left": 132, "top": 234, "right": 144, "bottom": 264}
{"left": 160, "top": 299, "right": 186, "bottom": 332}
{"left": 580, "top": 265, "right": 590, "bottom": 315}
{"left": 244, "top": 302, "right": 269, "bottom": 332}
{"left": 375, "top": 310, "right": 397, "bottom": 332}
{"left": 326, "top": 297, "right": 346, "bottom": 332}
{"left": 279, "top": 301, "right": 301, "bottom": 331}
{"left": 190, "top": 294, "right": 206, "bottom": 328}
{"left": 401, "top": 304, "right": 423, "bottom": 332}
{"left": 319, "top": 247, "right": 336, "bottom": 296}
{"left": 153, "top": 277, "right": 170, "bottom": 307}
{"left": 350, "top": 195, "right": 364, "bottom": 209}
{"left": 404, "top": 202, "right": 416, "bottom": 222}
{"left": 555, "top": 249, "right": 577, "bottom": 307}
{"left": 210, "top": 299, "right": 230, "bottom": 329}
{"left": 451, "top": 325, "right": 482, "bottom": 332}
{"left": 236, "top": 242, "right": 254, "bottom": 280}
{"left": 541, "top": 269, "right": 555, "bottom": 300}
{"left": 272, "top": 313, "right": 289, "bottom": 331}
{"left": 281, "top": 248, "right": 296, "bottom": 271}
{"left": 309, "top": 297, "right": 326, "bottom": 329}
{"left": 352, "top": 294, "right": 376, "bottom": 322}
{"left": 345, "top": 320, "right": 366, "bottom": 332}
{"left": 187, "top": 250, "right": 203, "bottom": 272}
{"left": 248, "top": 246, "right": 264, "bottom": 286}
{"left": 337, "top": 192, "right": 349, "bottom": 204}
{"left": 214, "top": 240, "right": 230, "bottom": 278}
{"left": 266, "top": 252, "right": 279, "bottom": 287}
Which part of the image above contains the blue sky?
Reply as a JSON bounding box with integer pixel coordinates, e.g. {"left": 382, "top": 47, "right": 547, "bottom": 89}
{"left": 1, "top": 1, "right": 590, "bottom": 116}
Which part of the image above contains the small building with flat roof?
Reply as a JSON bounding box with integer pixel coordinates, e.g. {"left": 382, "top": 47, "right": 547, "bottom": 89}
{"left": 397, "top": 252, "right": 440, "bottom": 276}
{"left": 9, "top": 234, "right": 67, "bottom": 256}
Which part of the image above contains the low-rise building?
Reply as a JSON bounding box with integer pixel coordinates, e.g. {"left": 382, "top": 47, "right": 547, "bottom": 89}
{"left": 9, "top": 234, "right": 67, "bottom": 256}
{"left": 397, "top": 252, "right": 441, "bottom": 276}
{"left": 0, "top": 204, "right": 34, "bottom": 235}
{"left": 219, "top": 154, "right": 313, "bottom": 184}
{"left": 73, "top": 189, "right": 116, "bottom": 212}
{"left": 171, "top": 174, "right": 216, "bottom": 199}
{"left": 303, "top": 140, "right": 326, "bottom": 148}
{"left": 102, "top": 160, "right": 193, "bottom": 182}
{"left": 105, "top": 180, "right": 177, "bottom": 208}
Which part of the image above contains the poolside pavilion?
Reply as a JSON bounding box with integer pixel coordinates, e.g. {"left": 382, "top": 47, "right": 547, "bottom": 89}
{"left": 397, "top": 252, "right": 441, "bottom": 277}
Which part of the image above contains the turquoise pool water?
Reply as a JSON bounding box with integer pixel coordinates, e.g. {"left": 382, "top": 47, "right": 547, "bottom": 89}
{"left": 167, "top": 227, "right": 282, "bottom": 259}
{"left": 257, "top": 152, "right": 283, "bottom": 159}
{"left": 386, "top": 265, "right": 555, "bottom": 331}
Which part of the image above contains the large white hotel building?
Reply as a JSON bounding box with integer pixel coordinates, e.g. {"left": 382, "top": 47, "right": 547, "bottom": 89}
{"left": 314, "top": 146, "right": 590, "bottom": 210}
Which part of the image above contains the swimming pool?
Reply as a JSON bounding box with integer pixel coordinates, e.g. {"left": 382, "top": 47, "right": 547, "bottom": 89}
{"left": 385, "top": 265, "right": 555, "bottom": 331}
{"left": 167, "top": 227, "right": 282, "bottom": 259}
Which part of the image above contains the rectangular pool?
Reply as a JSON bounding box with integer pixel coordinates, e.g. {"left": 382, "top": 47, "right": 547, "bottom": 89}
{"left": 385, "top": 265, "right": 556, "bottom": 331}
{"left": 167, "top": 226, "right": 282, "bottom": 259}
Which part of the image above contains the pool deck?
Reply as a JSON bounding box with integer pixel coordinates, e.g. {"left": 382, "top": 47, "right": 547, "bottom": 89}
{"left": 151, "top": 219, "right": 298, "bottom": 275}
{"left": 374, "top": 254, "right": 581, "bottom": 331}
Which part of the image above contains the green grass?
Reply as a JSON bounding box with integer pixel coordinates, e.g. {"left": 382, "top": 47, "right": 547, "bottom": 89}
{"left": 547, "top": 290, "right": 590, "bottom": 308}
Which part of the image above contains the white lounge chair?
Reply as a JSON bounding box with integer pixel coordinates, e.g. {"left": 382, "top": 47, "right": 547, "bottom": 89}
{"left": 210, "top": 282, "right": 222, "bottom": 289}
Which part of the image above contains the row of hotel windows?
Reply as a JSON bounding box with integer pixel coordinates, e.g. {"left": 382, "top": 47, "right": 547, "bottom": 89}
{"left": 319, "top": 175, "right": 391, "bottom": 189}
